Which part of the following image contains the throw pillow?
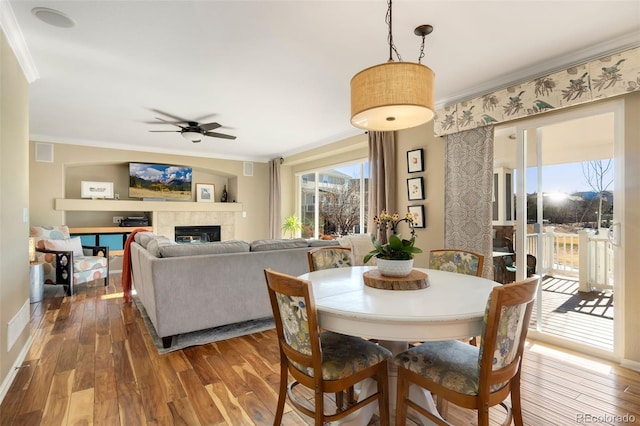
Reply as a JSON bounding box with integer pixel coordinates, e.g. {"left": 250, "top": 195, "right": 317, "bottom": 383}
{"left": 146, "top": 236, "right": 174, "bottom": 257}
{"left": 134, "top": 232, "right": 156, "bottom": 248}
{"left": 337, "top": 234, "right": 377, "bottom": 266}
{"left": 43, "top": 237, "right": 85, "bottom": 258}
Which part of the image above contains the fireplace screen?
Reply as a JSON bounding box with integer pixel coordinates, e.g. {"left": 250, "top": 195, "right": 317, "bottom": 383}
{"left": 174, "top": 226, "right": 221, "bottom": 243}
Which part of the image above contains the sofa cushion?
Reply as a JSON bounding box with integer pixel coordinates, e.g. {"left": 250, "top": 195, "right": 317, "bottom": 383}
{"left": 159, "top": 240, "right": 250, "bottom": 258}
{"left": 43, "top": 237, "right": 85, "bottom": 258}
{"left": 250, "top": 238, "right": 309, "bottom": 252}
{"left": 134, "top": 232, "right": 157, "bottom": 248}
{"left": 147, "top": 236, "right": 174, "bottom": 257}
{"left": 308, "top": 239, "right": 340, "bottom": 247}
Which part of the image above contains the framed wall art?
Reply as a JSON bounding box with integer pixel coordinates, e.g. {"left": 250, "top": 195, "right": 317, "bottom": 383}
{"left": 408, "top": 205, "right": 425, "bottom": 228}
{"left": 196, "top": 183, "right": 215, "bottom": 202}
{"left": 407, "top": 177, "right": 425, "bottom": 201}
{"left": 80, "top": 181, "right": 114, "bottom": 199}
{"left": 407, "top": 148, "right": 424, "bottom": 173}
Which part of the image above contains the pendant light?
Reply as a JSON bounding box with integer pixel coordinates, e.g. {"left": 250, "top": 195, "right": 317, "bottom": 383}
{"left": 350, "top": 0, "right": 435, "bottom": 131}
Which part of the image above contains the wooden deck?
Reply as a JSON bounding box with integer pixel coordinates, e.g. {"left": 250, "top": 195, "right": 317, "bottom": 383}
{"left": 532, "top": 275, "right": 614, "bottom": 352}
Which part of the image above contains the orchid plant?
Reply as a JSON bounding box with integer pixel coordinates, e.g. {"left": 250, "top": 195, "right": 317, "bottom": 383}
{"left": 363, "top": 211, "right": 423, "bottom": 263}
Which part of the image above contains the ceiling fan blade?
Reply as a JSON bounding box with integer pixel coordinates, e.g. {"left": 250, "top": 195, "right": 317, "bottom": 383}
{"left": 149, "top": 130, "right": 180, "bottom": 132}
{"left": 204, "top": 131, "right": 236, "bottom": 140}
{"left": 155, "top": 117, "right": 186, "bottom": 129}
{"left": 150, "top": 109, "right": 191, "bottom": 124}
{"left": 200, "top": 122, "right": 222, "bottom": 131}
{"left": 192, "top": 113, "right": 218, "bottom": 123}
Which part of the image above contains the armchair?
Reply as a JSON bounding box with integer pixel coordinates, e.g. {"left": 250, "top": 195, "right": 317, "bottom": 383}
{"left": 30, "top": 225, "right": 109, "bottom": 296}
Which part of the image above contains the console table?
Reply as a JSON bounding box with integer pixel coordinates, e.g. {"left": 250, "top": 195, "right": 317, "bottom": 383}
{"left": 69, "top": 226, "right": 152, "bottom": 256}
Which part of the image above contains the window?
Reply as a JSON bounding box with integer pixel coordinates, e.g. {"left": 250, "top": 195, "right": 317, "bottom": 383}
{"left": 298, "top": 161, "right": 369, "bottom": 239}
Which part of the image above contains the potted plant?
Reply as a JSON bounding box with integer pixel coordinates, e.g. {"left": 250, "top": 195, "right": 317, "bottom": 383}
{"left": 282, "top": 215, "right": 302, "bottom": 239}
{"left": 364, "top": 211, "right": 422, "bottom": 277}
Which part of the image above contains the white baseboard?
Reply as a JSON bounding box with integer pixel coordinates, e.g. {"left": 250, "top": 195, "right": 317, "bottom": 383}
{"left": 0, "top": 334, "right": 34, "bottom": 405}
{"left": 621, "top": 358, "right": 640, "bottom": 372}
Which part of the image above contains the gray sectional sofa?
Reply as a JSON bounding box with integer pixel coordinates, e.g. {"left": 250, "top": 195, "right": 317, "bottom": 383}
{"left": 129, "top": 232, "right": 338, "bottom": 348}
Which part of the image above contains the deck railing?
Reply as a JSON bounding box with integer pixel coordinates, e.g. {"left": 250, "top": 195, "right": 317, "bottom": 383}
{"left": 522, "top": 230, "right": 613, "bottom": 291}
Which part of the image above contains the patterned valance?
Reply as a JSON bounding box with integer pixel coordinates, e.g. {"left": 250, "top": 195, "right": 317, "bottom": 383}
{"left": 434, "top": 46, "right": 639, "bottom": 137}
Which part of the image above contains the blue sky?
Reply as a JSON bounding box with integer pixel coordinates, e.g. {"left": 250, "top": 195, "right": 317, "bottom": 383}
{"left": 525, "top": 162, "right": 614, "bottom": 194}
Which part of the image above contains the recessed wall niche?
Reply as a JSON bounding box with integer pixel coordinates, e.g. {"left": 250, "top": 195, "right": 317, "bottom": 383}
{"left": 63, "top": 163, "right": 235, "bottom": 227}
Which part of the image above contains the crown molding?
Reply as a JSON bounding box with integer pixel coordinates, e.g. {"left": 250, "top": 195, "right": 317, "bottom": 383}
{"left": 0, "top": 0, "right": 39, "bottom": 83}
{"left": 436, "top": 31, "right": 640, "bottom": 110}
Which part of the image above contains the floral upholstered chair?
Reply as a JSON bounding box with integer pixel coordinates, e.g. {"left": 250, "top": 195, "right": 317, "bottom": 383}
{"left": 393, "top": 275, "right": 539, "bottom": 426}
{"left": 264, "top": 268, "right": 391, "bottom": 425}
{"left": 30, "top": 225, "right": 109, "bottom": 296}
{"left": 429, "top": 249, "right": 485, "bottom": 277}
{"left": 307, "top": 247, "right": 353, "bottom": 272}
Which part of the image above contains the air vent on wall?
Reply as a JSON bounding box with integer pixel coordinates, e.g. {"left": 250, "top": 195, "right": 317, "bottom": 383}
{"left": 243, "top": 162, "right": 253, "bottom": 177}
{"left": 35, "top": 143, "right": 54, "bottom": 162}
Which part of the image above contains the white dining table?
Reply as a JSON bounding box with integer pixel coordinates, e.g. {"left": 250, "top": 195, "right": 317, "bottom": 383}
{"left": 298, "top": 266, "right": 499, "bottom": 426}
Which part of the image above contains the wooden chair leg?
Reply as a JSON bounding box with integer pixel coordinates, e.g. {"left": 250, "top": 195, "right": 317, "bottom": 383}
{"left": 395, "top": 368, "right": 409, "bottom": 426}
{"left": 274, "top": 363, "right": 287, "bottom": 425}
{"left": 377, "top": 365, "right": 390, "bottom": 426}
{"left": 335, "top": 391, "right": 344, "bottom": 411}
{"left": 511, "top": 376, "right": 524, "bottom": 426}
{"left": 436, "top": 396, "right": 449, "bottom": 420}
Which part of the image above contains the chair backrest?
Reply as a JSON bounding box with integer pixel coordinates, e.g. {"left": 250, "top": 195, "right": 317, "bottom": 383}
{"left": 307, "top": 247, "right": 353, "bottom": 272}
{"left": 429, "top": 249, "right": 485, "bottom": 277}
{"left": 264, "top": 268, "right": 322, "bottom": 377}
{"left": 30, "top": 225, "right": 71, "bottom": 249}
{"left": 478, "top": 275, "right": 539, "bottom": 393}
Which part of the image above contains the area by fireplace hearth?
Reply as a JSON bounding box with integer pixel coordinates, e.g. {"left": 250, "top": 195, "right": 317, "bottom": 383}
{"left": 174, "top": 225, "right": 221, "bottom": 244}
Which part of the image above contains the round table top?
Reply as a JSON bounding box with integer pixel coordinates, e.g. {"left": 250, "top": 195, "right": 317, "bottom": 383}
{"left": 299, "top": 266, "right": 499, "bottom": 342}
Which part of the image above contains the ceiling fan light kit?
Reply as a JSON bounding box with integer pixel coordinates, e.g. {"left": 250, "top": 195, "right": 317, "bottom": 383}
{"left": 182, "top": 131, "right": 202, "bottom": 143}
{"left": 350, "top": 1, "right": 435, "bottom": 132}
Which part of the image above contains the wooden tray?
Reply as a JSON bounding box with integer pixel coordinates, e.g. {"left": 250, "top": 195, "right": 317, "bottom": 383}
{"left": 363, "top": 269, "right": 429, "bottom": 290}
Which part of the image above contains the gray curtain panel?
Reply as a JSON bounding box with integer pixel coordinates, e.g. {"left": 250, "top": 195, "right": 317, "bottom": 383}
{"left": 368, "top": 131, "right": 396, "bottom": 243}
{"left": 444, "top": 126, "right": 494, "bottom": 278}
{"left": 269, "top": 157, "right": 282, "bottom": 239}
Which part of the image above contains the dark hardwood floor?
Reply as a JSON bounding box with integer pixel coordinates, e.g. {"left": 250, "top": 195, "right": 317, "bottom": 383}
{"left": 1, "top": 274, "right": 638, "bottom": 425}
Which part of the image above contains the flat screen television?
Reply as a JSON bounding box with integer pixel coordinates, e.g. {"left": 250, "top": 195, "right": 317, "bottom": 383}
{"left": 129, "top": 162, "right": 192, "bottom": 200}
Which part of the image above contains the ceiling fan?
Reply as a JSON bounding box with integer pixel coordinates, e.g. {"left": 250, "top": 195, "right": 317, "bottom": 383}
{"left": 149, "top": 113, "right": 236, "bottom": 143}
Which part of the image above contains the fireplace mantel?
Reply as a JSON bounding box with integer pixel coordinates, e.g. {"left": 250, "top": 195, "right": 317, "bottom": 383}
{"left": 55, "top": 198, "right": 243, "bottom": 213}
{"left": 55, "top": 198, "right": 243, "bottom": 241}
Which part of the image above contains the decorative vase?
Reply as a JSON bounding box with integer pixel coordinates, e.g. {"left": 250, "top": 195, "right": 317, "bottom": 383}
{"left": 376, "top": 258, "right": 414, "bottom": 277}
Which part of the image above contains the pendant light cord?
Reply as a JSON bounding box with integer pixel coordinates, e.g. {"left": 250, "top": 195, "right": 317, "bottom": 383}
{"left": 386, "top": 0, "right": 402, "bottom": 62}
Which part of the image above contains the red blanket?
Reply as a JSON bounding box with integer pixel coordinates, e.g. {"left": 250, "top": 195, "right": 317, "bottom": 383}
{"left": 121, "top": 228, "right": 150, "bottom": 303}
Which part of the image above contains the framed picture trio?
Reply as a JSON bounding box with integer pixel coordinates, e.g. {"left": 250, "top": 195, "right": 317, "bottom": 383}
{"left": 406, "top": 148, "right": 426, "bottom": 227}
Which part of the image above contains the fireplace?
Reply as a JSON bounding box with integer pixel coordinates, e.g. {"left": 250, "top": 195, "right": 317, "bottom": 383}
{"left": 174, "top": 225, "right": 221, "bottom": 244}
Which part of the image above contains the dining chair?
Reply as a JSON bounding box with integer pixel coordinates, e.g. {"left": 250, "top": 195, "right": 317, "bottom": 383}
{"left": 307, "top": 246, "right": 353, "bottom": 272}
{"left": 393, "top": 275, "right": 539, "bottom": 426}
{"left": 428, "top": 249, "right": 485, "bottom": 277}
{"left": 264, "top": 268, "right": 391, "bottom": 425}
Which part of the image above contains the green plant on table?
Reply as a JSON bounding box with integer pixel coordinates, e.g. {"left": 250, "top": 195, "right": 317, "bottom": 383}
{"left": 363, "top": 211, "right": 422, "bottom": 263}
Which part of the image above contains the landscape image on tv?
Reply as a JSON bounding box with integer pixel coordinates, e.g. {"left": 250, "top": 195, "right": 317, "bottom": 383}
{"left": 129, "top": 162, "right": 192, "bottom": 200}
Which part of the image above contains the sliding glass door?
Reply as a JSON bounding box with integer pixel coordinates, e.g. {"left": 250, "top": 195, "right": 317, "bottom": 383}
{"left": 496, "top": 100, "right": 623, "bottom": 360}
